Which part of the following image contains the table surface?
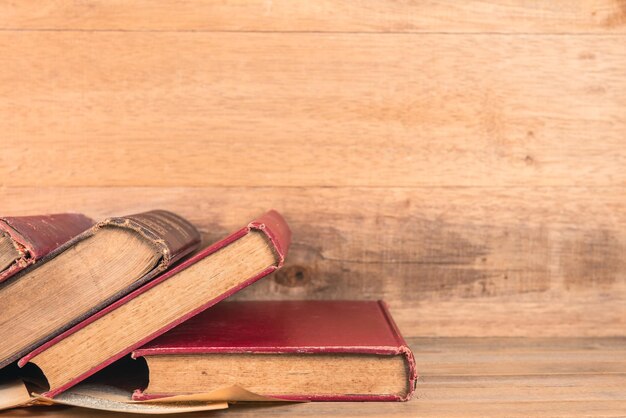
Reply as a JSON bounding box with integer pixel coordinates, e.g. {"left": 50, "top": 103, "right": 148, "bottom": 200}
{"left": 2, "top": 337, "right": 625, "bottom": 417}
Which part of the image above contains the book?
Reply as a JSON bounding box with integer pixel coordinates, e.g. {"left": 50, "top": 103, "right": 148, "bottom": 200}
{"left": 0, "top": 210, "right": 201, "bottom": 369}
{"left": 19, "top": 210, "right": 291, "bottom": 398}
{"left": 0, "top": 213, "right": 94, "bottom": 283}
{"left": 131, "top": 300, "right": 416, "bottom": 402}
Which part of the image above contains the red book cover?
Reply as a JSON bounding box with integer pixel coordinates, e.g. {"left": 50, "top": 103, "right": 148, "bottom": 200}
{"left": 0, "top": 213, "right": 94, "bottom": 283}
{"left": 19, "top": 210, "right": 291, "bottom": 398}
{"left": 132, "top": 300, "right": 417, "bottom": 402}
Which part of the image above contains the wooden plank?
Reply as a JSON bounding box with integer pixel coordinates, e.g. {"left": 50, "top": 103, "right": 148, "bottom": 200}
{"left": 413, "top": 337, "right": 626, "bottom": 414}
{"left": 1, "top": 1, "right": 625, "bottom": 33}
{"left": 5, "top": 401, "right": 626, "bottom": 418}
{"left": 418, "top": 375, "right": 626, "bottom": 401}
{"left": 1, "top": 186, "right": 624, "bottom": 337}
{"left": 415, "top": 348, "right": 626, "bottom": 376}
{"left": 3, "top": 338, "right": 626, "bottom": 417}
{"left": 6, "top": 400, "right": 626, "bottom": 418}
{"left": 412, "top": 337, "right": 626, "bottom": 351}
{"left": 1, "top": 32, "right": 625, "bottom": 188}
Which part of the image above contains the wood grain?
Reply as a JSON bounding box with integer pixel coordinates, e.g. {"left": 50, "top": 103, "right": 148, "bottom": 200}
{"left": 5, "top": 401, "right": 624, "bottom": 418}
{"left": 1, "top": 1, "right": 625, "bottom": 33}
{"left": 1, "top": 186, "right": 624, "bottom": 337}
{"left": 2, "top": 338, "right": 625, "bottom": 417}
{"left": 1, "top": 32, "right": 625, "bottom": 187}
{"left": 1, "top": 2, "right": 625, "bottom": 416}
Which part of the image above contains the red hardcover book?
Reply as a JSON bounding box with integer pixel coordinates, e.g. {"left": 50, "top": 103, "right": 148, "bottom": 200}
{"left": 132, "top": 300, "right": 417, "bottom": 402}
{"left": 19, "top": 210, "right": 291, "bottom": 398}
{"left": 0, "top": 213, "right": 94, "bottom": 283}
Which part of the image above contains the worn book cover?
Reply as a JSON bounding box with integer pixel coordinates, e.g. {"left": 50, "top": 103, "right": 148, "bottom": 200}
{"left": 0, "top": 213, "right": 94, "bottom": 283}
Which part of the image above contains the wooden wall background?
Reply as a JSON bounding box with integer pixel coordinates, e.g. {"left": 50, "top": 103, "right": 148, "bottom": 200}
{"left": 1, "top": 1, "right": 624, "bottom": 338}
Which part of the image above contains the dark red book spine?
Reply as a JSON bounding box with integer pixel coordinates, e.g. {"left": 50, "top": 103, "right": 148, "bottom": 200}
{"left": 0, "top": 213, "right": 94, "bottom": 283}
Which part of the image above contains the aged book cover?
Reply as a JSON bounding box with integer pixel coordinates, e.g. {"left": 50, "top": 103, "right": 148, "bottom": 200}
{"left": 0, "top": 213, "right": 94, "bottom": 283}
{"left": 19, "top": 210, "right": 291, "bottom": 398}
{"left": 132, "top": 300, "right": 417, "bottom": 401}
{"left": 0, "top": 210, "right": 201, "bottom": 369}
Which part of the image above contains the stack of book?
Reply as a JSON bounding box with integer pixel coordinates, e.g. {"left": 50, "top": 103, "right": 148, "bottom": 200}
{"left": 0, "top": 210, "right": 416, "bottom": 412}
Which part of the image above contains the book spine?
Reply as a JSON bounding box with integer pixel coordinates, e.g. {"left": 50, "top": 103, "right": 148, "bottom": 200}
{"left": 104, "top": 210, "right": 201, "bottom": 267}
{"left": 377, "top": 300, "right": 417, "bottom": 401}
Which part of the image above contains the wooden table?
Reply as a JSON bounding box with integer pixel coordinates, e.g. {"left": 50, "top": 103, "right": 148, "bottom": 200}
{"left": 2, "top": 337, "right": 625, "bottom": 417}
{"left": 1, "top": 1, "right": 625, "bottom": 416}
